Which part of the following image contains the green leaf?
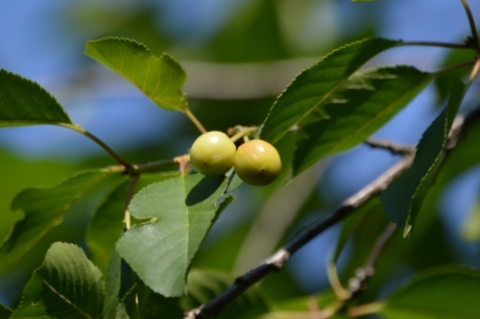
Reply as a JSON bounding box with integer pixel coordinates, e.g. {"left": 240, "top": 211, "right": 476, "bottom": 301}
{"left": 332, "top": 198, "right": 381, "bottom": 264}
{"left": 293, "top": 66, "right": 431, "bottom": 175}
{"left": 116, "top": 174, "right": 231, "bottom": 297}
{"left": 434, "top": 48, "right": 474, "bottom": 103}
{"left": 0, "top": 169, "right": 116, "bottom": 275}
{"left": 260, "top": 38, "right": 400, "bottom": 144}
{"left": 85, "top": 37, "right": 188, "bottom": 112}
{"left": 380, "top": 266, "right": 480, "bottom": 319}
{"left": 182, "top": 269, "right": 270, "bottom": 319}
{"left": 260, "top": 291, "right": 341, "bottom": 319}
{"left": 0, "top": 304, "right": 12, "bottom": 319}
{"left": 86, "top": 181, "right": 129, "bottom": 275}
{"left": 381, "top": 79, "right": 465, "bottom": 237}
{"left": 461, "top": 198, "right": 480, "bottom": 241}
{"left": 103, "top": 251, "right": 123, "bottom": 319}
{"left": 0, "top": 69, "right": 72, "bottom": 127}
{"left": 86, "top": 172, "right": 178, "bottom": 274}
{"left": 11, "top": 242, "right": 104, "bottom": 319}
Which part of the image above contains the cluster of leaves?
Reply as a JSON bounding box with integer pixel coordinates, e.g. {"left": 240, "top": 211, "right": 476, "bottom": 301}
{"left": 1, "top": 7, "right": 480, "bottom": 318}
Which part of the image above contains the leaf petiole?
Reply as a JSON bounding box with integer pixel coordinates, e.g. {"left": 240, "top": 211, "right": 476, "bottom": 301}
{"left": 60, "top": 123, "right": 133, "bottom": 169}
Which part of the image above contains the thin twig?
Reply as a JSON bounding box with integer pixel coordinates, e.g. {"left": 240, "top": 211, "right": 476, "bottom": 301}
{"left": 61, "top": 123, "right": 133, "bottom": 169}
{"left": 365, "top": 138, "right": 415, "bottom": 156}
{"left": 347, "top": 223, "right": 397, "bottom": 297}
{"left": 184, "top": 105, "right": 480, "bottom": 319}
{"left": 400, "top": 40, "right": 471, "bottom": 50}
{"left": 460, "top": 0, "right": 479, "bottom": 48}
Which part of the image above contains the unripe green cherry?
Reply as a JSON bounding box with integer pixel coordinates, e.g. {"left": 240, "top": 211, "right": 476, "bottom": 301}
{"left": 190, "top": 131, "right": 236, "bottom": 176}
{"left": 233, "top": 139, "right": 281, "bottom": 186}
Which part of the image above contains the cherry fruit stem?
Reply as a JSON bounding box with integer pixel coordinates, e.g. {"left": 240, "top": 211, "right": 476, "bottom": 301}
{"left": 184, "top": 108, "right": 207, "bottom": 134}
{"left": 229, "top": 126, "right": 258, "bottom": 143}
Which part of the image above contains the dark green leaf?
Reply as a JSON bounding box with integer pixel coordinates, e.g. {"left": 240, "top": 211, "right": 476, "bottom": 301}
{"left": 0, "top": 169, "right": 116, "bottom": 275}
{"left": 294, "top": 66, "right": 431, "bottom": 175}
{"left": 381, "top": 79, "right": 465, "bottom": 237}
{"left": 0, "top": 304, "right": 12, "bottom": 319}
{"left": 0, "top": 70, "right": 72, "bottom": 127}
{"left": 434, "top": 49, "right": 474, "bottom": 103}
{"left": 380, "top": 266, "right": 480, "bottom": 318}
{"left": 182, "top": 269, "right": 270, "bottom": 319}
{"left": 11, "top": 242, "right": 104, "bottom": 319}
{"left": 209, "top": 0, "right": 288, "bottom": 62}
{"left": 85, "top": 37, "right": 188, "bottom": 112}
{"left": 331, "top": 198, "right": 381, "bottom": 264}
{"left": 116, "top": 174, "right": 231, "bottom": 297}
{"left": 103, "top": 251, "right": 123, "bottom": 319}
{"left": 260, "top": 38, "right": 400, "bottom": 144}
{"left": 87, "top": 181, "right": 130, "bottom": 275}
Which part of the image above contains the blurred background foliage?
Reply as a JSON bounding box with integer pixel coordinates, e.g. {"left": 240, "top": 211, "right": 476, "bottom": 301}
{"left": 1, "top": 0, "right": 480, "bottom": 312}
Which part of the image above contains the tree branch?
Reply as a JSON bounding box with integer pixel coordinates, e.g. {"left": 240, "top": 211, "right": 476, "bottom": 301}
{"left": 184, "top": 155, "right": 414, "bottom": 319}
{"left": 347, "top": 222, "right": 397, "bottom": 297}
{"left": 184, "top": 105, "right": 480, "bottom": 319}
{"left": 365, "top": 138, "right": 415, "bottom": 156}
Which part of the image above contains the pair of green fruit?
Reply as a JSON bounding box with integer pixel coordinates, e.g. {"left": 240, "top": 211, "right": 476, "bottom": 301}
{"left": 190, "top": 131, "right": 281, "bottom": 186}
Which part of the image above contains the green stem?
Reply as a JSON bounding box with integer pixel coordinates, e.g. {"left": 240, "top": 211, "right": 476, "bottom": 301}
{"left": 327, "top": 263, "right": 349, "bottom": 300}
{"left": 347, "top": 302, "right": 384, "bottom": 317}
{"left": 468, "top": 58, "right": 480, "bottom": 82}
{"left": 229, "top": 126, "right": 258, "bottom": 143}
{"left": 134, "top": 158, "right": 179, "bottom": 173}
{"left": 61, "top": 124, "right": 132, "bottom": 169}
{"left": 184, "top": 108, "right": 207, "bottom": 134}
{"left": 461, "top": 0, "right": 479, "bottom": 48}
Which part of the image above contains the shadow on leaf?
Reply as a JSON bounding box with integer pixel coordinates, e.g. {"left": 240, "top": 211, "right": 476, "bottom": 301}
{"left": 186, "top": 176, "right": 225, "bottom": 206}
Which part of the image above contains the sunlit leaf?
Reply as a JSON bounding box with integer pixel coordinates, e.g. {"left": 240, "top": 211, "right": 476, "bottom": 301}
{"left": 11, "top": 242, "right": 104, "bottom": 319}
{"left": 461, "top": 199, "right": 480, "bottom": 241}
{"left": 85, "top": 37, "right": 188, "bottom": 112}
{"left": 116, "top": 174, "right": 232, "bottom": 297}
{"left": 0, "top": 169, "right": 116, "bottom": 275}
{"left": 0, "top": 70, "right": 72, "bottom": 127}
{"left": 294, "top": 66, "right": 431, "bottom": 175}
{"left": 87, "top": 171, "right": 179, "bottom": 274}
{"left": 259, "top": 291, "right": 341, "bottom": 319}
{"left": 380, "top": 266, "right": 480, "bottom": 318}
{"left": 381, "top": 79, "right": 465, "bottom": 237}
{"left": 261, "top": 38, "right": 400, "bottom": 144}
